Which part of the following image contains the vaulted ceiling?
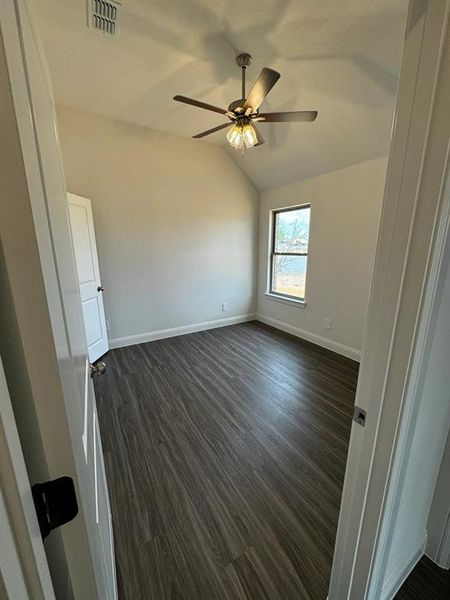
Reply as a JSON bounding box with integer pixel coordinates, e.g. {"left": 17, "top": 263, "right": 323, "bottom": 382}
{"left": 34, "top": 0, "right": 408, "bottom": 191}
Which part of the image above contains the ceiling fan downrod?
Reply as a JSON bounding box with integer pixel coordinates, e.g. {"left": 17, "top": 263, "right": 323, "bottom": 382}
{"left": 236, "top": 53, "right": 252, "bottom": 100}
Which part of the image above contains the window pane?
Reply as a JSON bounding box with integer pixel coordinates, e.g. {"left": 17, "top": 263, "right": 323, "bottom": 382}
{"left": 272, "top": 255, "right": 307, "bottom": 299}
{"left": 274, "top": 207, "right": 310, "bottom": 254}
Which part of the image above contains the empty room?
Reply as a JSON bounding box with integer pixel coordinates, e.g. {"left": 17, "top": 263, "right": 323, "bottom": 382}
{"left": 1, "top": 1, "right": 450, "bottom": 600}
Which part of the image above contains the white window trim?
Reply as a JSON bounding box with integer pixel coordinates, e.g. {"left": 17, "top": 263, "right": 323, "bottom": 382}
{"left": 264, "top": 292, "right": 307, "bottom": 308}
{"left": 267, "top": 203, "right": 310, "bottom": 305}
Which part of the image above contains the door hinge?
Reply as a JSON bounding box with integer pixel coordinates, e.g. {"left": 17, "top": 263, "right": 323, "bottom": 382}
{"left": 32, "top": 476, "right": 78, "bottom": 539}
{"left": 353, "top": 405, "right": 367, "bottom": 427}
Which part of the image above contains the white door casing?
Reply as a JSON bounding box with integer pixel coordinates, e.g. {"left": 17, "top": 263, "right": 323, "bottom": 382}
{"left": 68, "top": 193, "right": 109, "bottom": 363}
{"left": 0, "top": 356, "right": 55, "bottom": 600}
{"left": 329, "top": 1, "right": 450, "bottom": 598}
{"left": 0, "top": 1, "right": 117, "bottom": 598}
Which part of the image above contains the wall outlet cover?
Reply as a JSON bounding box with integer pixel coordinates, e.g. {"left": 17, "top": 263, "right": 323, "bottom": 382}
{"left": 324, "top": 318, "right": 332, "bottom": 330}
{"left": 222, "top": 303, "right": 229, "bottom": 312}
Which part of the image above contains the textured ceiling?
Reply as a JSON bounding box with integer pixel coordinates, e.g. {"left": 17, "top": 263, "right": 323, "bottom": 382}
{"left": 34, "top": 0, "right": 408, "bottom": 191}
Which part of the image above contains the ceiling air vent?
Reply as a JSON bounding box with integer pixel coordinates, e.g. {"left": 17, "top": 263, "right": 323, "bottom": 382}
{"left": 88, "top": 0, "right": 120, "bottom": 34}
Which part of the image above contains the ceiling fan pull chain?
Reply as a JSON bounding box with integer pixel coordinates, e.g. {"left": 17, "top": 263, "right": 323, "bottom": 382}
{"left": 242, "top": 65, "right": 246, "bottom": 99}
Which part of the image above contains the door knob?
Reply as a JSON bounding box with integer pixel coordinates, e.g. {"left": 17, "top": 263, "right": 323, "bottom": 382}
{"left": 90, "top": 361, "right": 106, "bottom": 378}
{"left": 97, "top": 285, "right": 104, "bottom": 292}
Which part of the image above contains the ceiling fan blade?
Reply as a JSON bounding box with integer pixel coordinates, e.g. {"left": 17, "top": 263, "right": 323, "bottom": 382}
{"left": 243, "top": 68, "right": 280, "bottom": 112}
{"left": 252, "top": 124, "right": 265, "bottom": 146}
{"left": 257, "top": 110, "right": 318, "bottom": 122}
{"left": 173, "top": 95, "right": 228, "bottom": 115}
{"left": 192, "top": 122, "right": 232, "bottom": 139}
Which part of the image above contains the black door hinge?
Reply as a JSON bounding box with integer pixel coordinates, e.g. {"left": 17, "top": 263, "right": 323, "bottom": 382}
{"left": 32, "top": 476, "right": 78, "bottom": 539}
{"left": 353, "top": 405, "right": 367, "bottom": 427}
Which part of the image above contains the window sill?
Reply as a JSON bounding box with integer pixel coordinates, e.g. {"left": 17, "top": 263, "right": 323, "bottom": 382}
{"left": 264, "top": 292, "right": 307, "bottom": 308}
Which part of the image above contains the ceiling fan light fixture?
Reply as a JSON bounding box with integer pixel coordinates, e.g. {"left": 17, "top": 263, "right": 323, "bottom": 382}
{"left": 242, "top": 123, "right": 258, "bottom": 148}
{"left": 227, "top": 122, "right": 258, "bottom": 151}
{"left": 227, "top": 123, "right": 244, "bottom": 150}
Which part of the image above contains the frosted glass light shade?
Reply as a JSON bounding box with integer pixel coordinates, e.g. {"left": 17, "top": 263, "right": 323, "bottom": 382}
{"left": 227, "top": 122, "right": 258, "bottom": 150}
{"left": 242, "top": 123, "right": 257, "bottom": 148}
{"left": 227, "top": 124, "right": 244, "bottom": 149}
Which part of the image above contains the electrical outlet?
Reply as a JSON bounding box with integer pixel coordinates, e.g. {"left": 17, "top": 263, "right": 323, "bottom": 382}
{"left": 222, "top": 303, "right": 229, "bottom": 312}
{"left": 324, "top": 318, "right": 332, "bottom": 330}
{"left": 105, "top": 319, "right": 110, "bottom": 332}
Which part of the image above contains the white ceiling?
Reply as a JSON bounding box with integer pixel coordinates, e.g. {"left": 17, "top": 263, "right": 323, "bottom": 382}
{"left": 34, "top": 0, "right": 408, "bottom": 191}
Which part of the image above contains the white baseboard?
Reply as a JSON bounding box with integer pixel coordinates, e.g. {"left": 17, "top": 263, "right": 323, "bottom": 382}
{"left": 256, "top": 313, "right": 361, "bottom": 362}
{"left": 110, "top": 313, "right": 362, "bottom": 362}
{"left": 109, "top": 313, "right": 257, "bottom": 349}
{"left": 380, "top": 535, "right": 426, "bottom": 600}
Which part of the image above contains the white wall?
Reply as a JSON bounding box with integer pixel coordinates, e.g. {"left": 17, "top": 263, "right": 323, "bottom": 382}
{"left": 380, "top": 230, "right": 450, "bottom": 595}
{"left": 56, "top": 108, "right": 386, "bottom": 358}
{"left": 56, "top": 107, "right": 258, "bottom": 345}
{"left": 256, "top": 157, "right": 387, "bottom": 359}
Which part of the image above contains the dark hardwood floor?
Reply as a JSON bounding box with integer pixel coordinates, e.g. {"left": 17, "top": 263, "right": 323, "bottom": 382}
{"left": 395, "top": 556, "right": 450, "bottom": 599}
{"left": 95, "top": 321, "right": 359, "bottom": 599}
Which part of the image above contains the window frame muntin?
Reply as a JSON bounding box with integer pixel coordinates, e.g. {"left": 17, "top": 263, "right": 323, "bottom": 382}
{"left": 269, "top": 203, "right": 311, "bottom": 302}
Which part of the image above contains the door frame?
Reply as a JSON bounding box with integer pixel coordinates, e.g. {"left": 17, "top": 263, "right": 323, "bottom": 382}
{"left": 0, "top": 0, "right": 112, "bottom": 597}
{"left": 1, "top": 0, "right": 449, "bottom": 598}
{"left": 370, "top": 166, "right": 450, "bottom": 599}
{"left": 329, "top": 1, "right": 450, "bottom": 598}
{"left": 0, "top": 356, "right": 55, "bottom": 600}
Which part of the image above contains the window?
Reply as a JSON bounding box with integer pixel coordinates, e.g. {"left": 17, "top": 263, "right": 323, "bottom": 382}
{"left": 269, "top": 204, "right": 310, "bottom": 302}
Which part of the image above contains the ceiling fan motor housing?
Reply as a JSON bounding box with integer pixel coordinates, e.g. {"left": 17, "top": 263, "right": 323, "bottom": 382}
{"left": 228, "top": 98, "right": 247, "bottom": 113}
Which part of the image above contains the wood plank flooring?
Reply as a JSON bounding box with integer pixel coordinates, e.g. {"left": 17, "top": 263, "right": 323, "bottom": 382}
{"left": 94, "top": 321, "right": 359, "bottom": 599}
{"left": 395, "top": 556, "right": 450, "bottom": 599}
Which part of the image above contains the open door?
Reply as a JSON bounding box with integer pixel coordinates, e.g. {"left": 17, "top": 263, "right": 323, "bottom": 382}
{"left": 68, "top": 193, "right": 109, "bottom": 363}
{"left": 0, "top": 1, "right": 117, "bottom": 598}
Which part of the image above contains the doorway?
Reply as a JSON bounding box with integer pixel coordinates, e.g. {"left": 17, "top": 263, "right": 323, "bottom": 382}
{"left": 2, "top": 1, "right": 448, "bottom": 597}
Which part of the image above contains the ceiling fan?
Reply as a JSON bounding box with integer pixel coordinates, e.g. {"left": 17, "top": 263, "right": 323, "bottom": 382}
{"left": 173, "top": 53, "right": 318, "bottom": 152}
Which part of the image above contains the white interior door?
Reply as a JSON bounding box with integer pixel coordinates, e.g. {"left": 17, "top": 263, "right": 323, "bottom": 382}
{"left": 68, "top": 193, "right": 109, "bottom": 363}
{"left": 0, "top": 1, "right": 117, "bottom": 598}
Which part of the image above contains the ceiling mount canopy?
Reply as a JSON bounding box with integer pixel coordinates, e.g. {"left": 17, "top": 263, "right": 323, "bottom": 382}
{"left": 173, "top": 53, "right": 318, "bottom": 153}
